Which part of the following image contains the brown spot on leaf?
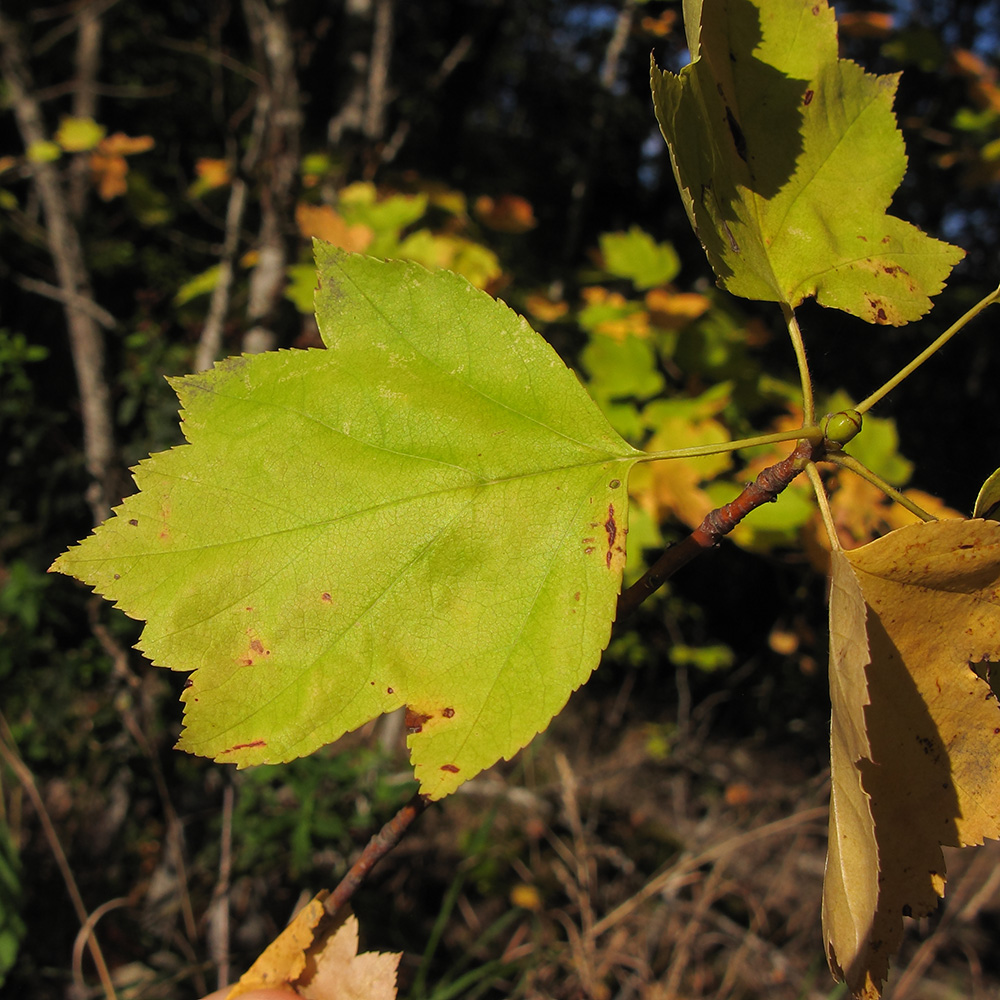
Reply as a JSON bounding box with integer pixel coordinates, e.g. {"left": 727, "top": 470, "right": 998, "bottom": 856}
{"left": 442, "top": 707, "right": 455, "bottom": 718}
{"left": 803, "top": 89, "right": 814, "bottom": 105}
{"left": 221, "top": 740, "right": 266, "bottom": 754}
{"left": 128, "top": 518, "right": 139, "bottom": 527}
{"left": 876, "top": 307, "right": 887, "bottom": 323}
{"left": 604, "top": 505, "right": 617, "bottom": 568}
{"left": 406, "top": 707, "right": 431, "bottom": 734}
{"left": 321, "top": 592, "right": 332, "bottom": 602}
{"left": 608, "top": 479, "right": 621, "bottom": 489}
{"left": 574, "top": 592, "right": 580, "bottom": 601}
{"left": 113, "top": 574, "right": 120, "bottom": 580}
{"left": 387, "top": 686, "right": 394, "bottom": 694}
{"left": 440, "top": 764, "right": 460, "bottom": 773}
{"left": 250, "top": 638, "right": 265, "bottom": 654}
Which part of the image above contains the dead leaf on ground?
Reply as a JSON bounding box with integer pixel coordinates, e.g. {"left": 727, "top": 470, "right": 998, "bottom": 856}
{"left": 823, "top": 519, "right": 1000, "bottom": 997}
{"left": 226, "top": 894, "right": 399, "bottom": 1000}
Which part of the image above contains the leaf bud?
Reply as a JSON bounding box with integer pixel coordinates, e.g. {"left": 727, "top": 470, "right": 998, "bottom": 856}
{"left": 822, "top": 409, "right": 862, "bottom": 448}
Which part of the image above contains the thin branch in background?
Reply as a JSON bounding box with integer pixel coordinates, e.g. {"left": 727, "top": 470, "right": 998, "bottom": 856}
{"left": 324, "top": 792, "right": 430, "bottom": 916}
{"left": 12, "top": 273, "right": 117, "bottom": 328}
{"left": 67, "top": 0, "right": 103, "bottom": 219}
{"left": 378, "top": 30, "right": 473, "bottom": 167}
{"left": 0, "top": 716, "right": 119, "bottom": 1000}
{"left": 194, "top": 176, "right": 248, "bottom": 372}
{"left": 561, "top": 0, "right": 639, "bottom": 267}
{"left": 239, "top": 0, "right": 301, "bottom": 358}
{"left": 364, "top": 0, "right": 393, "bottom": 142}
{"left": 30, "top": 0, "right": 120, "bottom": 55}
{"left": 208, "top": 783, "right": 235, "bottom": 992}
{"left": 0, "top": 11, "right": 120, "bottom": 523}
{"left": 71, "top": 897, "right": 129, "bottom": 997}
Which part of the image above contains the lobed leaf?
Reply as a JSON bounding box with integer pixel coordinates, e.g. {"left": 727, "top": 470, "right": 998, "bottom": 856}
{"left": 51, "top": 246, "right": 641, "bottom": 799}
{"left": 651, "top": 0, "right": 964, "bottom": 324}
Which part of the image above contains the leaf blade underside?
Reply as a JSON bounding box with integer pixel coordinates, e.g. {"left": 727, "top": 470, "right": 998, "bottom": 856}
{"left": 52, "top": 246, "right": 642, "bottom": 799}
{"left": 651, "top": 0, "right": 963, "bottom": 324}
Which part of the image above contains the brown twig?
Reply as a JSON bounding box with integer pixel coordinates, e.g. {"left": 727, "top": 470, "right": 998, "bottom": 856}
{"left": 616, "top": 438, "right": 820, "bottom": 623}
{"left": 324, "top": 792, "right": 430, "bottom": 916}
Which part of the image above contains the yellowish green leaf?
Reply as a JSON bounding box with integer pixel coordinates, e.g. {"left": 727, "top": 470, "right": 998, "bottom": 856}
{"left": 651, "top": 0, "right": 964, "bottom": 324}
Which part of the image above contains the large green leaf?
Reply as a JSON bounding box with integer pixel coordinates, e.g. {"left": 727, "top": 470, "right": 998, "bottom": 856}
{"left": 52, "top": 246, "right": 641, "bottom": 799}
{"left": 651, "top": 0, "right": 963, "bottom": 324}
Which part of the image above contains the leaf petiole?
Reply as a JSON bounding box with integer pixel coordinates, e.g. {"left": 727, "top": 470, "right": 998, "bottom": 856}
{"left": 827, "top": 452, "right": 938, "bottom": 522}
{"left": 856, "top": 284, "right": 1000, "bottom": 415}
{"left": 783, "top": 303, "right": 815, "bottom": 425}
{"left": 639, "top": 425, "right": 823, "bottom": 464}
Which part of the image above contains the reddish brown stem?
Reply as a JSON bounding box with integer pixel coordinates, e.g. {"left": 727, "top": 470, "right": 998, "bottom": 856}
{"left": 324, "top": 792, "right": 430, "bottom": 916}
{"left": 616, "top": 438, "right": 820, "bottom": 623}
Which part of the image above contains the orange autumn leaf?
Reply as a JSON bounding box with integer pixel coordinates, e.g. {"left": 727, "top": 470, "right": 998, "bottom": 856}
{"left": 100, "top": 132, "right": 154, "bottom": 156}
{"left": 644, "top": 288, "right": 711, "bottom": 329}
{"left": 524, "top": 293, "right": 569, "bottom": 323}
{"left": 473, "top": 193, "right": 537, "bottom": 233}
{"left": 88, "top": 133, "right": 153, "bottom": 200}
{"left": 194, "top": 157, "right": 232, "bottom": 193}
{"left": 639, "top": 10, "right": 677, "bottom": 37}
{"left": 295, "top": 203, "right": 373, "bottom": 252}
{"left": 89, "top": 152, "right": 129, "bottom": 200}
{"left": 836, "top": 11, "right": 894, "bottom": 39}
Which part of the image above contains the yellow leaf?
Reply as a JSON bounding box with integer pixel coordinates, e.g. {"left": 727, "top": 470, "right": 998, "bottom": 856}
{"left": 227, "top": 895, "right": 328, "bottom": 996}
{"left": 823, "top": 550, "right": 879, "bottom": 998}
{"left": 224, "top": 895, "right": 399, "bottom": 1000}
{"left": 55, "top": 115, "right": 106, "bottom": 152}
{"left": 823, "top": 519, "right": 1000, "bottom": 996}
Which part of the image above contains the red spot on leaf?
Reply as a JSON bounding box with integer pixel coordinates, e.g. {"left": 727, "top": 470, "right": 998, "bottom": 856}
{"left": 221, "top": 740, "right": 266, "bottom": 754}
{"left": 442, "top": 707, "right": 455, "bottom": 718}
{"left": 321, "top": 592, "right": 332, "bottom": 602}
{"left": 250, "top": 638, "right": 265, "bottom": 654}
{"left": 803, "top": 89, "right": 814, "bottom": 105}
{"left": 440, "top": 764, "right": 460, "bottom": 773}
{"left": 387, "top": 686, "right": 394, "bottom": 694}
{"left": 604, "top": 504, "right": 617, "bottom": 568}
{"left": 406, "top": 707, "right": 431, "bottom": 733}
